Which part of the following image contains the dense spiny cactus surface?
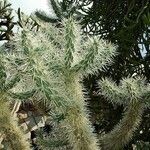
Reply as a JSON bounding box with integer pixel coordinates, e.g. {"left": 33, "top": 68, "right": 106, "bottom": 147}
{"left": 1, "top": 11, "right": 150, "bottom": 150}
{"left": 3, "top": 15, "right": 116, "bottom": 150}
{"left": 0, "top": 56, "right": 31, "bottom": 150}
{"left": 99, "top": 77, "right": 150, "bottom": 150}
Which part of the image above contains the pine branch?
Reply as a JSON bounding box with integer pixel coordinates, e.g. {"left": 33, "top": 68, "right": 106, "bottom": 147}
{"left": 35, "top": 10, "right": 58, "bottom": 23}
{"left": 0, "top": 0, "right": 14, "bottom": 41}
{"left": 17, "top": 9, "right": 40, "bottom": 31}
{"left": 48, "top": 0, "right": 62, "bottom": 19}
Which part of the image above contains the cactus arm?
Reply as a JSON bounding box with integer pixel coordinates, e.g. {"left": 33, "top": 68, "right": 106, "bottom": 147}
{"left": 8, "top": 90, "right": 36, "bottom": 100}
{"left": 4, "top": 75, "right": 20, "bottom": 91}
{"left": 0, "top": 94, "right": 31, "bottom": 150}
{"left": 35, "top": 0, "right": 62, "bottom": 23}
{"left": 99, "top": 78, "right": 126, "bottom": 105}
{"left": 64, "top": 17, "right": 76, "bottom": 68}
{"left": 72, "top": 39, "right": 116, "bottom": 75}
{"left": 100, "top": 101, "right": 144, "bottom": 150}
{"left": 72, "top": 38, "right": 99, "bottom": 72}
{"left": 62, "top": 74, "right": 99, "bottom": 150}
{"left": 99, "top": 77, "right": 149, "bottom": 150}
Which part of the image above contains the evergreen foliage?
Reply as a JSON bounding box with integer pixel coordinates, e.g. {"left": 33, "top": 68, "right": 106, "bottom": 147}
{"left": 35, "top": 0, "right": 61, "bottom": 23}
{"left": 35, "top": 0, "right": 80, "bottom": 22}
{"left": 0, "top": 0, "right": 14, "bottom": 41}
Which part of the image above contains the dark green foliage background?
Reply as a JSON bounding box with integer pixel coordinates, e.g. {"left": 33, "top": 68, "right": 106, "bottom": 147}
{"left": 0, "top": 0, "right": 14, "bottom": 41}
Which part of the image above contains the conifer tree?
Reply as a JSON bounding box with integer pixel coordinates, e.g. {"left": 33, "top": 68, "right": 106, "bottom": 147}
{"left": 35, "top": 0, "right": 62, "bottom": 23}
{"left": 0, "top": 0, "right": 14, "bottom": 41}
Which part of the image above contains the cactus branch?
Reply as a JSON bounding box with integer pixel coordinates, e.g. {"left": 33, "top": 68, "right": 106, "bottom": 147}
{"left": 62, "top": 74, "right": 99, "bottom": 150}
{"left": 0, "top": 94, "right": 31, "bottom": 150}
{"left": 99, "top": 77, "right": 150, "bottom": 149}
{"left": 100, "top": 101, "right": 144, "bottom": 150}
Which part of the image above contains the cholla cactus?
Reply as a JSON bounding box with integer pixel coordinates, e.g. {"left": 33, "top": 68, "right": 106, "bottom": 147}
{"left": 3, "top": 14, "right": 116, "bottom": 149}
{"left": 99, "top": 77, "right": 150, "bottom": 150}
{"left": 0, "top": 55, "right": 31, "bottom": 150}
